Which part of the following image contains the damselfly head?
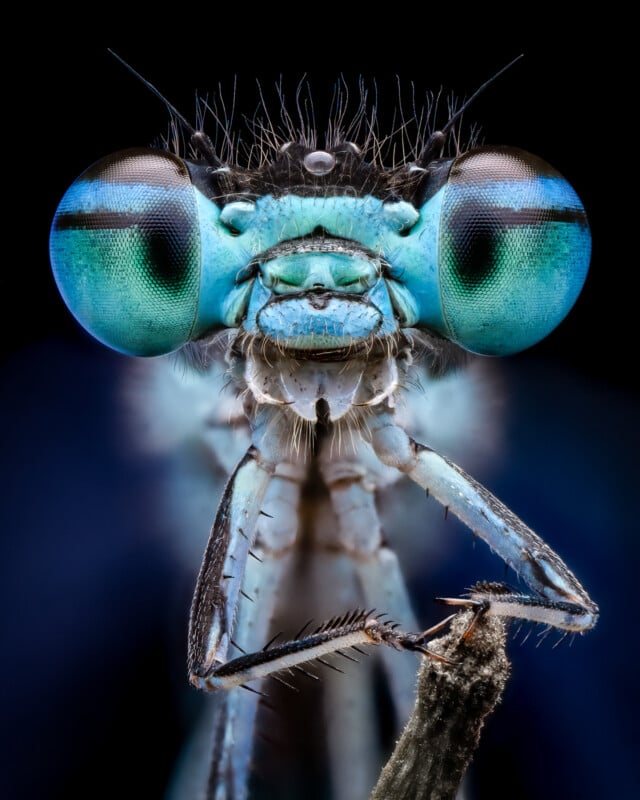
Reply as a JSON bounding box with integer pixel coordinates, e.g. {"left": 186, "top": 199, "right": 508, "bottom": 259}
{"left": 50, "top": 55, "right": 590, "bottom": 365}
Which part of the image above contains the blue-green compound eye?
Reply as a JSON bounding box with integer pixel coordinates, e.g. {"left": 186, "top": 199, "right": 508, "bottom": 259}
{"left": 426, "top": 146, "right": 591, "bottom": 355}
{"left": 50, "top": 149, "right": 202, "bottom": 356}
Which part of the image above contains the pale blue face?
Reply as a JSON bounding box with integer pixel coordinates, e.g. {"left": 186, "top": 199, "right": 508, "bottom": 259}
{"left": 49, "top": 143, "right": 590, "bottom": 358}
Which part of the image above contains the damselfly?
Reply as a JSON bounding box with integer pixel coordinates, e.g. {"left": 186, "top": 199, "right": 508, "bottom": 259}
{"left": 49, "top": 59, "right": 598, "bottom": 800}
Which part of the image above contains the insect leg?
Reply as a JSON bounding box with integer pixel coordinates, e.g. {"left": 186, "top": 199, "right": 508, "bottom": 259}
{"left": 187, "top": 404, "right": 307, "bottom": 799}
{"left": 187, "top": 445, "right": 275, "bottom": 680}
{"left": 366, "top": 409, "right": 599, "bottom": 632}
{"left": 219, "top": 464, "right": 302, "bottom": 800}
{"left": 207, "top": 474, "right": 301, "bottom": 800}
{"left": 174, "top": 527, "right": 298, "bottom": 800}
{"left": 182, "top": 447, "right": 275, "bottom": 800}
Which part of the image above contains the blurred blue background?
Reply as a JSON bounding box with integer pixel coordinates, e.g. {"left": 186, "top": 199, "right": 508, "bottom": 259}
{"left": 3, "top": 26, "right": 635, "bottom": 800}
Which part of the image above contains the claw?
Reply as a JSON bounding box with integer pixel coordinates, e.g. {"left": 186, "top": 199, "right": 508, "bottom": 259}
{"left": 435, "top": 594, "right": 492, "bottom": 639}
{"left": 388, "top": 613, "right": 459, "bottom": 664}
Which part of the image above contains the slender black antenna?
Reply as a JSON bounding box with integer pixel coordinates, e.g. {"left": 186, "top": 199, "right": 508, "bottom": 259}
{"left": 108, "top": 49, "right": 223, "bottom": 167}
{"left": 416, "top": 54, "right": 524, "bottom": 166}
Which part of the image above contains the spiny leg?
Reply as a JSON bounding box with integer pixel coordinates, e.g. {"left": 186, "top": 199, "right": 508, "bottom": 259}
{"left": 207, "top": 471, "right": 302, "bottom": 800}
{"left": 185, "top": 449, "right": 275, "bottom": 800}
{"left": 188, "top": 405, "right": 306, "bottom": 681}
{"left": 187, "top": 446, "right": 273, "bottom": 678}
{"left": 365, "top": 408, "right": 599, "bottom": 631}
{"left": 171, "top": 538, "right": 294, "bottom": 800}
{"left": 187, "top": 404, "right": 308, "bottom": 799}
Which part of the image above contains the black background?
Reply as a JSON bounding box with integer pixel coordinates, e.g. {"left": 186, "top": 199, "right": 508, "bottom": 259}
{"left": 3, "top": 21, "right": 636, "bottom": 800}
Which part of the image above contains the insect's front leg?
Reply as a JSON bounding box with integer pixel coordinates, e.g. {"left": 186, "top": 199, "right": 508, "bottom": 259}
{"left": 188, "top": 403, "right": 309, "bottom": 679}
{"left": 187, "top": 445, "right": 274, "bottom": 679}
{"left": 365, "top": 407, "right": 599, "bottom": 632}
{"left": 187, "top": 403, "right": 309, "bottom": 798}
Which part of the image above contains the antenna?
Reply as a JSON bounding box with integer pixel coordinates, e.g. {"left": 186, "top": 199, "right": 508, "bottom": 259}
{"left": 108, "top": 49, "right": 223, "bottom": 167}
{"left": 416, "top": 54, "right": 524, "bottom": 166}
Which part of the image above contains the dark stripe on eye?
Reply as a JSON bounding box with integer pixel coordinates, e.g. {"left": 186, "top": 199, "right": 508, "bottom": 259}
{"left": 446, "top": 204, "right": 587, "bottom": 229}
{"left": 481, "top": 205, "right": 588, "bottom": 226}
{"left": 52, "top": 211, "right": 144, "bottom": 231}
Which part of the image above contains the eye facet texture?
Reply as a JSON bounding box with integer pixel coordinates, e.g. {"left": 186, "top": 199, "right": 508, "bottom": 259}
{"left": 50, "top": 149, "right": 201, "bottom": 355}
{"left": 434, "top": 146, "right": 591, "bottom": 355}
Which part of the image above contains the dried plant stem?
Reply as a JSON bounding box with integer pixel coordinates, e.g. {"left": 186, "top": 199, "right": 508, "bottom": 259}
{"left": 370, "top": 609, "right": 511, "bottom": 800}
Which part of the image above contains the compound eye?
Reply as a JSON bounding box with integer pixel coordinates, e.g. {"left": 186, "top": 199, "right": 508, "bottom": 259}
{"left": 438, "top": 147, "right": 591, "bottom": 355}
{"left": 49, "top": 148, "right": 201, "bottom": 356}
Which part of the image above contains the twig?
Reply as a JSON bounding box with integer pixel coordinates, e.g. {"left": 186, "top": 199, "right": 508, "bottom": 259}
{"left": 370, "top": 607, "right": 511, "bottom": 800}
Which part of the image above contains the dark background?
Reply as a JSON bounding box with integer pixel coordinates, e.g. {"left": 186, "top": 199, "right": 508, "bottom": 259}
{"left": 3, "top": 23, "right": 635, "bottom": 800}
